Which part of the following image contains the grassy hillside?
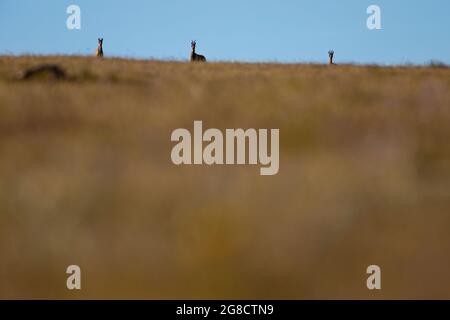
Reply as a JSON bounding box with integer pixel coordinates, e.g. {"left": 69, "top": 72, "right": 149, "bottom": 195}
{"left": 0, "top": 56, "right": 449, "bottom": 299}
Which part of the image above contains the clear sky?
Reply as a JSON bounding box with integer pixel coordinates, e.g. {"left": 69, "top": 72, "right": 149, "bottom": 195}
{"left": 0, "top": 0, "right": 449, "bottom": 64}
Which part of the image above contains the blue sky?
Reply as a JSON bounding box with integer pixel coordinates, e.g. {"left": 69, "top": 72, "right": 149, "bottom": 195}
{"left": 0, "top": 0, "right": 449, "bottom": 64}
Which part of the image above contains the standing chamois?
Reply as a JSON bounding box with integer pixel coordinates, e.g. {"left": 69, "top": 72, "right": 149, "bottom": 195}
{"left": 96, "top": 38, "right": 104, "bottom": 58}
{"left": 328, "top": 50, "right": 335, "bottom": 65}
{"left": 190, "top": 40, "right": 206, "bottom": 62}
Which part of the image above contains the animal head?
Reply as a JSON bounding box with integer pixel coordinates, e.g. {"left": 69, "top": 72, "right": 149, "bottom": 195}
{"left": 98, "top": 38, "right": 103, "bottom": 46}
{"left": 191, "top": 40, "right": 196, "bottom": 50}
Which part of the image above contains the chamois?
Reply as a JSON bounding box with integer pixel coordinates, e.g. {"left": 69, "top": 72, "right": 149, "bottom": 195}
{"left": 190, "top": 40, "right": 206, "bottom": 62}
{"left": 96, "top": 38, "right": 104, "bottom": 58}
{"left": 328, "top": 50, "right": 334, "bottom": 65}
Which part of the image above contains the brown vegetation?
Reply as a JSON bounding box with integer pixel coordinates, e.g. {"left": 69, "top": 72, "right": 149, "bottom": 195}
{"left": 0, "top": 56, "right": 449, "bottom": 299}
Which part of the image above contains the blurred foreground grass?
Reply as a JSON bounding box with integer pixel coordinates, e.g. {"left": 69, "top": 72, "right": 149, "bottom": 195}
{"left": 0, "top": 56, "right": 449, "bottom": 299}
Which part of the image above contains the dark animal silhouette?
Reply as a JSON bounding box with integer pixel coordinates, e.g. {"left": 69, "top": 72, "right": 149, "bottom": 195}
{"left": 328, "top": 50, "right": 335, "bottom": 65}
{"left": 22, "top": 64, "right": 66, "bottom": 80}
{"left": 96, "top": 38, "right": 104, "bottom": 57}
{"left": 190, "top": 40, "right": 206, "bottom": 62}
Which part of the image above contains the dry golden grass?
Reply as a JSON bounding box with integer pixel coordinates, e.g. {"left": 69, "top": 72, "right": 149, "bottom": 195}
{"left": 0, "top": 56, "right": 449, "bottom": 299}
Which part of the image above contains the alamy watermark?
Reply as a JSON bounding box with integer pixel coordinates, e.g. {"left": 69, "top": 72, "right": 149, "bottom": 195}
{"left": 66, "top": 265, "right": 81, "bottom": 290}
{"left": 66, "top": 5, "right": 81, "bottom": 30}
{"left": 366, "top": 265, "right": 381, "bottom": 290}
{"left": 367, "top": 5, "right": 382, "bottom": 30}
{"left": 171, "top": 121, "right": 279, "bottom": 176}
